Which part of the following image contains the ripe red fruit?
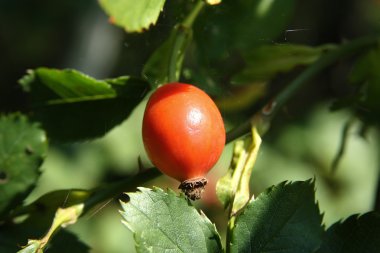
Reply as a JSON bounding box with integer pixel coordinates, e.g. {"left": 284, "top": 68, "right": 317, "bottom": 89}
{"left": 142, "top": 83, "right": 225, "bottom": 200}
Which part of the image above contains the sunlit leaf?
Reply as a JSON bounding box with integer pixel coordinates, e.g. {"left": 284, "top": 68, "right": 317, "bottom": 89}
{"left": 20, "top": 68, "right": 115, "bottom": 99}
{"left": 99, "top": 0, "right": 166, "bottom": 32}
{"left": 19, "top": 69, "right": 150, "bottom": 142}
{"left": 120, "top": 187, "right": 223, "bottom": 253}
{"left": 216, "top": 127, "right": 261, "bottom": 214}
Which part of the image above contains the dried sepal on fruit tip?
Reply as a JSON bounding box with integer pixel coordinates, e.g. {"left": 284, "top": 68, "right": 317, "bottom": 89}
{"left": 179, "top": 177, "right": 208, "bottom": 200}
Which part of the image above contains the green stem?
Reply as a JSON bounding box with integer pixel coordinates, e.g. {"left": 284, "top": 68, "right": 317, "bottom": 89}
{"left": 167, "top": 0, "right": 205, "bottom": 83}
{"left": 7, "top": 169, "right": 161, "bottom": 221}
{"left": 226, "top": 215, "right": 236, "bottom": 253}
{"left": 43, "top": 204, "right": 84, "bottom": 248}
{"left": 167, "top": 26, "right": 191, "bottom": 83}
{"left": 226, "top": 36, "right": 379, "bottom": 143}
{"left": 183, "top": 0, "right": 206, "bottom": 28}
{"left": 330, "top": 116, "right": 356, "bottom": 172}
{"left": 83, "top": 168, "right": 161, "bottom": 214}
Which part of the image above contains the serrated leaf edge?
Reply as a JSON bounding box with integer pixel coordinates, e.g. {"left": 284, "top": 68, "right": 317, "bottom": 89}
{"left": 119, "top": 186, "right": 223, "bottom": 251}
{"left": 231, "top": 178, "right": 324, "bottom": 250}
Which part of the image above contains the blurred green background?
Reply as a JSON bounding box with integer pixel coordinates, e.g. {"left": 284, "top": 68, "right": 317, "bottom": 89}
{"left": 1, "top": 0, "right": 380, "bottom": 252}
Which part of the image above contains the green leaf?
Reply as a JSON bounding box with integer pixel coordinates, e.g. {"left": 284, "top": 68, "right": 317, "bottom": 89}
{"left": 232, "top": 44, "right": 334, "bottom": 85}
{"left": 216, "top": 127, "right": 261, "bottom": 214}
{"left": 348, "top": 47, "right": 380, "bottom": 123}
{"left": 189, "top": 0, "right": 296, "bottom": 94}
{"left": 216, "top": 140, "right": 244, "bottom": 209}
{"left": 0, "top": 223, "right": 90, "bottom": 253}
{"left": 18, "top": 204, "right": 84, "bottom": 253}
{"left": 1, "top": 190, "right": 89, "bottom": 252}
{"left": 350, "top": 48, "right": 380, "bottom": 85}
{"left": 11, "top": 189, "right": 90, "bottom": 219}
{"left": 120, "top": 187, "right": 223, "bottom": 253}
{"left": 44, "top": 229, "right": 90, "bottom": 253}
{"left": 142, "top": 24, "right": 193, "bottom": 88}
{"left": 315, "top": 212, "right": 380, "bottom": 253}
{"left": 231, "top": 180, "right": 324, "bottom": 253}
{"left": 16, "top": 241, "right": 41, "bottom": 253}
{"left": 20, "top": 68, "right": 150, "bottom": 142}
{"left": 99, "top": 0, "right": 166, "bottom": 32}
{"left": 0, "top": 114, "right": 48, "bottom": 217}
{"left": 194, "top": 0, "right": 296, "bottom": 61}
{"left": 21, "top": 68, "right": 115, "bottom": 99}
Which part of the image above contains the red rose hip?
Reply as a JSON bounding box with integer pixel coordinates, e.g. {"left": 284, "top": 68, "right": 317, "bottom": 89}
{"left": 142, "top": 83, "right": 225, "bottom": 200}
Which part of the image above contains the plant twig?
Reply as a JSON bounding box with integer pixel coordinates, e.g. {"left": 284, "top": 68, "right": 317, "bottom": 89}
{"left": 7, "top": 168, "right": 161, "bottom": 222}
{"left": 18, "top": 204, "right": 84, "bottom": 253}
{"left": 226, "top": 215, "right": 236, "bottom": 253}
{"left": 226, "top": 36, "right": 379, "bottom": 143}
{"left": 331, "top": 117, "right": 356, "bottom": 172}
{"left": 183, "top": 0, "right": 206, "bottom": 28}
{"left": 83, "top": 168, "right": 161, "bottom": 214}
{"left": 168, "top": 0, "right": 205, "bottom": 82}
{"left": 167, "top": 25, "right": 192, "bottom": 83}
{"left": 223, "top": 35, "right": 379, "bottom": 253}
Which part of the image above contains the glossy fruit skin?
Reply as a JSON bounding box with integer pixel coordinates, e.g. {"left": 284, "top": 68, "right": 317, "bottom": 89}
{"left": 142, "top": 83, "right": 225, "bottom": 182}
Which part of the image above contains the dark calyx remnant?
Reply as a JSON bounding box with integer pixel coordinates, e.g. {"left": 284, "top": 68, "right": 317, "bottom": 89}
{"left": 179, "top": 177, "right": 208, "bottom": 200}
